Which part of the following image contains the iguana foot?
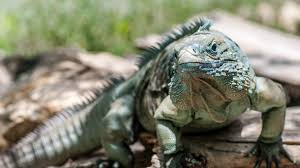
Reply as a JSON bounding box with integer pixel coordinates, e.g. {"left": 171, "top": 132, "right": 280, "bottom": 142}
{"left": 247, "top": 139, "right": 294, "bottom": 168}
{"left": 97, "top": 160, "right": 122, "bottom": 168}
{"left": 180, "top": 153, "right": 207, "bottom": 168}
{"left": 166, "top": 152, "right": 207, "bottom": 168}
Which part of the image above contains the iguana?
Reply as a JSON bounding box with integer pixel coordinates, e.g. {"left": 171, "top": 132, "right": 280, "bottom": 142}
{"left": 0, "top": 17, "right": 293, "bottom": 168}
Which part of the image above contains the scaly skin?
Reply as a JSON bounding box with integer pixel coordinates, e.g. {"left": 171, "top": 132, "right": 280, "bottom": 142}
{"left": 0, "top": 18, "right": 292, "bottom": 168}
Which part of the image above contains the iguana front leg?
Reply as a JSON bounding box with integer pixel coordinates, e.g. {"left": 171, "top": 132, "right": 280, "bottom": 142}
{"left": 155, "top": 96, "right": 203, "bottom": 168}
{"left": 99, "top": 95, "right": 135, "bottom": 168}
{"left": 248, "top": 77, "right": 293, "bottom": 168}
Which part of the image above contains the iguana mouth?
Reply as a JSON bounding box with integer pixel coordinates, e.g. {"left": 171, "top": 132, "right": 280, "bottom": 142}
{"left": 179, "top": 59, "right": 237, "bottom": 72}
{"left": 178, "top": 60, "right": 224, "bottom": 72}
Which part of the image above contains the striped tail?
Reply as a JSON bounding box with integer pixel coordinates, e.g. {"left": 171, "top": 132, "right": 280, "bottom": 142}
{"left": 0, "top": 77, "right": 123, "bottom": 168}
{"left": 0, "top": 151, "right": 19, "bottom": 168}
{"left": 0, "top": 108, "right": 98, "bottom": 168}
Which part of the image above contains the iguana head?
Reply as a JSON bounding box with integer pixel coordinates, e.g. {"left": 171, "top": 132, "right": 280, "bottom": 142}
{"left": 172, "top": 24, "right": 255, "bottom": 99}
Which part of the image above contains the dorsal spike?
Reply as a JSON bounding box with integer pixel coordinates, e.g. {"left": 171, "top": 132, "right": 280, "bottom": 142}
{"left": 136, "top": 17, "right": 212, "bottom": 68}
{"left": 17, "top": 75, "right": 124, "bottom": 144}
{"left": 196, "top": 18, "right": 212, "bottom": 32}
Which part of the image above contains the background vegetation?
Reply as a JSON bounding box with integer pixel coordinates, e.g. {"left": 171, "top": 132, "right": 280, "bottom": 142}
{"left": 0, "top": 0, "right": 289, "bottom": 56}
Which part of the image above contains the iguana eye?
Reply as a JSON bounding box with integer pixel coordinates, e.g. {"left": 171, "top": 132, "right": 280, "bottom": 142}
{"left": 206, "top": 41, "right": 218, "bottom": 58}
{"left": 211, "top": 43, "right": 217, "bottom": 52}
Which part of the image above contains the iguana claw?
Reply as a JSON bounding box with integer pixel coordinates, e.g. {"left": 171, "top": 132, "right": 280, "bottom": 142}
{"left": 97, "top": 160, "right": 121, "bottom": 168}
{"left": 247, "top": 139, "right": 294, "bottom": 168}
{"left": 166, "top": 152, "right": 207, "bottom": 168}
{"left": 180, "top": 153, "right": 207, "bottom": 168}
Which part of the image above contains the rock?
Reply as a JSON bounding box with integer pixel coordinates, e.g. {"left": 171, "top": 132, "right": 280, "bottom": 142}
{"left": 256, "top": 2, "right": 276, "bottom": 25}
{"left": 236, "top": 5, "right": 253, "bottom": 19}
{"left": 135, "top": 34, "right": 163, "bottom": 50}
{"left": 278, "top": 0, "right": 300, "bottom": 33}
{"left": 3, "top": 118, "right": 40, "bottom": 143}
{"left": 76, "top": 52, "right": 137, "bottom": 77}
{"left": 0, "top": 54, "right": 13, "bottom": 95}
{"left": 0, "top": 63, "right": 12, "bottom": 95}
{"left": 148, "top": 154, "right": 161, "bottom": 168}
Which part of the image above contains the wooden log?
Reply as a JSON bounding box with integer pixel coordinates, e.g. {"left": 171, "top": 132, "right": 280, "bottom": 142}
{"left": 53, "top": 108, "right": 300, "bottom": 168}
{"left": 179, "top": 107, "right": 300, "bottom": 168}
{"left": 140, "top": 107, "right": 300, "bottom": 168}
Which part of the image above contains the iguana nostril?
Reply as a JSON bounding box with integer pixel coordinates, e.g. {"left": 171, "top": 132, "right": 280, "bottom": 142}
{"left": 192, "top": 48, "right": 197, "bottom": 53}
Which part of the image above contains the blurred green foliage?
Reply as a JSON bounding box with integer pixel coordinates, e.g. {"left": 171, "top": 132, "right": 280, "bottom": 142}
{"left": 0, "top": 0, "right": 260, "bottom": 56}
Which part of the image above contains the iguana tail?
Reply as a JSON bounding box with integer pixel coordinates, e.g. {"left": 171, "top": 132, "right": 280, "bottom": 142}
{"left": 0, "top": 77, "right": 124, "bottom": 168}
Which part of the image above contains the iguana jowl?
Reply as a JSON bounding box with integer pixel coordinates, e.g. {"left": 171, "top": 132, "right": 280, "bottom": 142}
{"left": 0, "top": 18, "right": 292, "bottom": 168}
